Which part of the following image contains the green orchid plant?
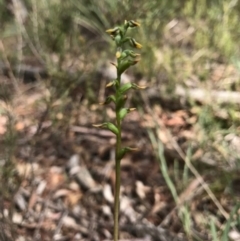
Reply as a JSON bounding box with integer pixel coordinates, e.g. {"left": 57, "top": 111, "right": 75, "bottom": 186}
{"left": 93, "top": 20, "right": 145, "bottom": 241}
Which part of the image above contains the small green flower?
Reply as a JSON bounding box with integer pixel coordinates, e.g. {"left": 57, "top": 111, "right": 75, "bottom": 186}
{"left": 124, "top": 20, "right": 141, "bottom": 29}
{"left": 93, "top": 122, "right": 119, "bottom": 135}
{"left": 128, "top": 20, "right": 141, "bottom": 27}
{"left": 117, "top": 146, "right": 138, "bottom": 160}
{"left": 129, "top": 38, "right": 142, "bottom": 49}
{"left": 99, "top": 95, "right": 116, "bottom": 105}
{"left": 127, "top": 50, "right": 141, "bottom": 58}
{"left": 117, "top": 59, "right": 139, "bottom": 75}
{"left": 119, "top": 50, "right": 140, "bottom": 60}
{"left": 132, "top": 83, "right": 147, "bottom": 90}
{"left": 106, "top": 27, "right": 119, "bottom": 36}
{"left": 106, "top": 80, "right": 117, "bottom": 87}
{"left": 119, "top": 108, "right": 136, "bottom": 120}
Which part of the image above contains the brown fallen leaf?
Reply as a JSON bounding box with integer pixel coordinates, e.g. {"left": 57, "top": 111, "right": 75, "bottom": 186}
{"left": 46, "top": 166, "right": 65, "bottom": 190}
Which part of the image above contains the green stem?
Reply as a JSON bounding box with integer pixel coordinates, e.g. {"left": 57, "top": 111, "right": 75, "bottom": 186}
{"left": 103, "top": 20, "right": 141, "bottom": 241}
{"left": 114, "top": 77, "right": 122, "bottom": 241}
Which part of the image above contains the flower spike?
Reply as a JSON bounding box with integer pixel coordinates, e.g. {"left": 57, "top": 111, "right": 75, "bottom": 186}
{"left": 95, "top": 20, "right": 143, "bottom": 241}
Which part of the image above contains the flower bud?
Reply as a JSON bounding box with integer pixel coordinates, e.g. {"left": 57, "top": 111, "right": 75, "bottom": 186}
{"left": 116, "top": 51, "right": 121, "bottom": 58}
{"left": 114, "top": 34, "right": 122, "bottom": 46}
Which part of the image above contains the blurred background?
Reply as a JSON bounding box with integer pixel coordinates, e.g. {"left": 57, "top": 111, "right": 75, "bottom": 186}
{"left": 0, "top": 0, "right": 240, "bottom": 240}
